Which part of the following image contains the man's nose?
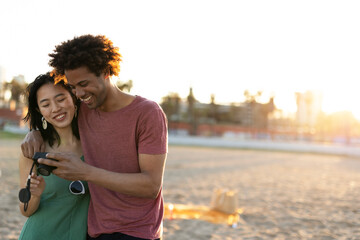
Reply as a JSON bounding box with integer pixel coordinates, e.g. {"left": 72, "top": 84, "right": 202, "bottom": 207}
{"left": 74, "top": 87, "right": 85, "bottom": 99}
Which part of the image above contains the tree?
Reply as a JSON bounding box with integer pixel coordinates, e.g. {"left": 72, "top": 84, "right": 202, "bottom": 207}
{"left": 160, "top": 93, "right": 181, "bottom": 120}
{"left": 187, "top": 88, "right": 197, "bottom": 135}
{"left": 244, "top": 90, "right": 262, "bottom": 103}
{"left": 4, "top": 78, "right": 28, "bottom": 106}
{"left": 116, "top": 79, "right": 133, "bottom": 92}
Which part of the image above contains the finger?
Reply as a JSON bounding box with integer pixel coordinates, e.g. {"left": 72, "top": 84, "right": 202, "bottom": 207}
{"left": 28, "top": 145, "right": 35, "bottom": 159}
{"left": 30, "top": 184, "right": 39, "bottom": 189}
{"left": 30, "top": 176, "right": 41, "bottom": 183}
{"left": 30, "top": 180, "right": 40, "bottom": 187}
{"left": 34, "top": 142, "right": 43, "bottom": 153}
{"left": 30, "top": 178, "right": 40, "bottom": 184}
{"left": 36, "top": 175, "right": 44, "bottom": 181}
{"left": 37, "top": 158, "right": 58, "bottom": 167}
{"left": 46, "top": 152, "right": 69, "bottom": 162}
{"left": 30, "top": 174, "right": 39, "bottom": 181}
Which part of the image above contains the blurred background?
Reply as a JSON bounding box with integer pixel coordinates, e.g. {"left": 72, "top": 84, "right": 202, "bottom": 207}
{"left": 1, "top": 0, "right": 360, "bottom": 145}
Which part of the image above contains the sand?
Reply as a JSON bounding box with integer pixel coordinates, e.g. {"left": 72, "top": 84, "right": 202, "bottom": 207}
{"left": 1, "top": 138, "right": 360, "bottom": 239}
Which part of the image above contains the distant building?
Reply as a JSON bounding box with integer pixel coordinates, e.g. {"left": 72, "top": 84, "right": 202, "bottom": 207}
{"left": 0, "top": 107, "right": 24, "bottom": 129}
{"left": 295, "top": 91, "right": 322, "bottom": 130}
{"left": 0, "top": 65, "right": 5, "bottom": 89}
{"left": 0, "top": 66, "right": 6, "bottom": 107}
{"left": 163, "top": 87, "right": 276, "bottom": 136}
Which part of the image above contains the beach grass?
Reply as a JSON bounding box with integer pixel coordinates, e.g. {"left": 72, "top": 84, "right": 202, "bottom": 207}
{"left": 0, "top": 130, "right": 26, "bottom": 140}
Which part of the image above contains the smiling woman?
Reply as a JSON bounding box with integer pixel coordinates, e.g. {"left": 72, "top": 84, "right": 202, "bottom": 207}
{"left": 18, "top": 73, "right": 89, "bottom": 240}
{"left": 23, "top": 73, "right": 80, "bottom": 146}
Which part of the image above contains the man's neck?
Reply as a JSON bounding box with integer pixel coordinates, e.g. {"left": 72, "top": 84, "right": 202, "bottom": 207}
{"left": 99, "top": 85, "right": 135, "bottom": 112}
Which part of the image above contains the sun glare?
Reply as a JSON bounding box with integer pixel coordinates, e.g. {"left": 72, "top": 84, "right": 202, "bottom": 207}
{"left": 322, "top": 89, "right": 360, "bottom": 120}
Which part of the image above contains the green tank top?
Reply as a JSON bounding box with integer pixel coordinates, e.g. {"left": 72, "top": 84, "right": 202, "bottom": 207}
{"left": 19, "top": 157, "right": 90, "bottom": 240}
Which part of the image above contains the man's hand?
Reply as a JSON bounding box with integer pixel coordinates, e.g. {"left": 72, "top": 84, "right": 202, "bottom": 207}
{"left": 21, "top": 131, "right": 45, "bottom": 158}
{"left": 38, "top": 152, "right": 88, "bottom": 181}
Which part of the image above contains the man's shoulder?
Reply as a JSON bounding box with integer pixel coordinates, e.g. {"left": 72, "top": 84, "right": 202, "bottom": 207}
{"left": 133, "top": 96, "right": 162, "bottom": 110}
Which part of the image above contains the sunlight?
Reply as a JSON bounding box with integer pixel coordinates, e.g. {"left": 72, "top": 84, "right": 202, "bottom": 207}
{"left": 322, "top": 88, "right": 360, "bottom": 120}
{"left": 1, "top": 0, "right": 360, "bottom": 122}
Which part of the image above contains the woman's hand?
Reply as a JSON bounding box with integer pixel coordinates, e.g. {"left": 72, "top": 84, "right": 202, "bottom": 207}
{"left": 29, "top": 173, "right": 46, "bottom": 198}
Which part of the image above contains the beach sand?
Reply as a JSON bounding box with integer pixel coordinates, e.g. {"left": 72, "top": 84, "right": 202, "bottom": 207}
{"left": 1, "top": 139, "right": 360, "bottom": 239}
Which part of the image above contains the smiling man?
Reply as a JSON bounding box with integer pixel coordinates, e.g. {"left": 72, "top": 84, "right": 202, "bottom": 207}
{"left": 21, "top": 35, "right": 168, "bottom": 240}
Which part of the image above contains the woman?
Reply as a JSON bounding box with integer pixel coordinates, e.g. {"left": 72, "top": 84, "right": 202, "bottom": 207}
{"left": 18, "top": 72, "right": 90, "bottom": 239}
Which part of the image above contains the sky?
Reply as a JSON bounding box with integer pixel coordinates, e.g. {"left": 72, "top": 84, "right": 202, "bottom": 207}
{"left": 1, "top": 0, "right": 360, "bottom": 118}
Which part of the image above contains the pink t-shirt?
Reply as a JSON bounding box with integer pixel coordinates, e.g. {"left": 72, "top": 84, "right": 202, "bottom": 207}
{"left": 78, "top": 96, "right": 168, "bottom": 239}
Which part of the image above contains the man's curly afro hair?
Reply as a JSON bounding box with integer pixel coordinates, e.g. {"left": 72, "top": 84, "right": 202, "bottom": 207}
{"left": 49, "top": 34, "right": 122, "bottom": 83}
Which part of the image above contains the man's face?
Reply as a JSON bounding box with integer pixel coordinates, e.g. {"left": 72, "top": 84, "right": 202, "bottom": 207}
{"left": 65, "top": 66, "right": 107, "bottom": 109}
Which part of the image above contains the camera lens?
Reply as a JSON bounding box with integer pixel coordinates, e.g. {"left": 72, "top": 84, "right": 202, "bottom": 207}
{"left": 37, "top": 164, "right": 55, "bottom": 176}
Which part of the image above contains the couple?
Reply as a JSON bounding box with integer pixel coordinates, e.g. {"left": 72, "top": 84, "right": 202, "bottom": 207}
{"left": 18, "top": 34, "right": 168, "bottom": 240}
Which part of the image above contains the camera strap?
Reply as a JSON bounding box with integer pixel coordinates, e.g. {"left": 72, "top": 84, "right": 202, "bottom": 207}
{"left": 18, "top": 161, "right": 36, "bottom": 212}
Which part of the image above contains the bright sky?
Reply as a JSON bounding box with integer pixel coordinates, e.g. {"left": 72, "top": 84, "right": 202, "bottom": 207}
{"left": 1, "top": 0, "right": 360, "bottom": 118}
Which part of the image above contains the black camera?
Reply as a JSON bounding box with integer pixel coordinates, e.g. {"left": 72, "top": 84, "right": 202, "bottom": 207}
{"left": 32, "top": 152, "right": 57, "bottom": 176}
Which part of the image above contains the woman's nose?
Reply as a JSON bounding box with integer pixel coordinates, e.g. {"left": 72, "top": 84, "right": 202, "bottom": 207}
{"left": 52, "top": 103, "right": 61, "bottom": 112}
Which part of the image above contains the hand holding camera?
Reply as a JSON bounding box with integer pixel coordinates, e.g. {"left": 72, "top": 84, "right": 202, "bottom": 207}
{"left": 32, "top": 152, "right": 58, "bottom": 176}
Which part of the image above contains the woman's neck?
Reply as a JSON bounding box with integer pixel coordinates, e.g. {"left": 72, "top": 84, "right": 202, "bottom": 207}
{"left": 51, "top": 126, "right": 81, "bottom": 153}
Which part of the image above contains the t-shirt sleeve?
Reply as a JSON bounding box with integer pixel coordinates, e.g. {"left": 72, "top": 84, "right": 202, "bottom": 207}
{"left": 137, "top": 102, "right": 168, "bottom": 154}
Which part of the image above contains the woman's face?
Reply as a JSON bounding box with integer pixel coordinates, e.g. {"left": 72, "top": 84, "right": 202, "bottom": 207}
{"left": 36, "top": 83, "right": 75, "bottom": 130}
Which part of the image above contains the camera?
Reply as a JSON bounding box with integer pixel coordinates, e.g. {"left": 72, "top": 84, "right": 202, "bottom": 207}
{"left": 32, "top": 152, "right": 57, "bottom": 176}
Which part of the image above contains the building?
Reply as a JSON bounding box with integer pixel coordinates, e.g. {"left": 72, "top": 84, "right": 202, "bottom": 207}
{"left": 163, "top": 88, "right": 276, "bottom": 136}
{"left": 0, "top": 66, "right": 6, "bottom": 107}
{"left": 295, "top": 91, "right": 322, "bottom": 130}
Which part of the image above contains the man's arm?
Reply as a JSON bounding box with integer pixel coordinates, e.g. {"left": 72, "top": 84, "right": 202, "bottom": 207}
{"left": 41, "top": 152, "right": 167, "bottom": 199}
{"left": 86, "top": 153, "right": 167, "bottom": 198}
{"left": 21, "top": 130, "right": 45, "bottom": 158}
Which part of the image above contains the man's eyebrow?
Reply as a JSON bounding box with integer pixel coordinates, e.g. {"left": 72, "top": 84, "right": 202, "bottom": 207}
{"left": 68, "top": 80, "right": 87, "bottom": 88}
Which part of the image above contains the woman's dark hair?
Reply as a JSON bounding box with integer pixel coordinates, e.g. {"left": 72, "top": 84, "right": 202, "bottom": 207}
{"left": 48, "top": 34, "right": 122, "bottom": 84}
{"left": 23, "top": 72, "right": 80, "bottom": 147}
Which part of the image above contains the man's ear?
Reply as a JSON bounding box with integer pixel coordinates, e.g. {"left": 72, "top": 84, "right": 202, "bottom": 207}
{"left": 104, "top": 71, "right": 110, "bottom": 80}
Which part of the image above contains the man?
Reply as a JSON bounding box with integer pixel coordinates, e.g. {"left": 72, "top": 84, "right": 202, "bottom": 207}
{"left": 21, "top": 34, "right": 168, "bottom": 240}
